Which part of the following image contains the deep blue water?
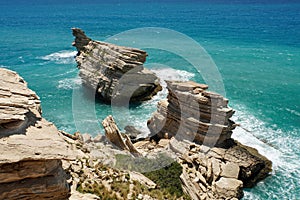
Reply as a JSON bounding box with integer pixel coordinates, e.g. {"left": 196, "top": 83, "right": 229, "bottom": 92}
{"left": 0, "top": 0, "right": 299, "bottom": 199}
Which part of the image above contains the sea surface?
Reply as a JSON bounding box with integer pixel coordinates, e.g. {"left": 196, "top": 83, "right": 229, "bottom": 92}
{"left": 0, "top": 0, "right": 299, "bottom": 199}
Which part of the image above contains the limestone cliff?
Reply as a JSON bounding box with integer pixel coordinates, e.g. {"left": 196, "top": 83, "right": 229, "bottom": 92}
{"left": 72, "top": 28, "right": 162, "bottom": 103}
{"left": 0, "top": 68, "right": 76, "bottom": 199}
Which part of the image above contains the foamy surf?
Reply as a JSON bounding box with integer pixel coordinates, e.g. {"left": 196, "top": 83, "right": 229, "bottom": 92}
{"left": 40, "top": 50, "right": 77, "bottom": 64}
{"left": 57, "top": 77, "right": 82, "bottom": 90}
{"left": 232, "top": 106, "right": 300, "bottom": 199}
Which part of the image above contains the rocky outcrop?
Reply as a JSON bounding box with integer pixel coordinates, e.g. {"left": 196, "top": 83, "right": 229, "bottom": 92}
{"left": 169, "top": 138, "right": 271, "bottom": 199}
{"left": 72, "top": 28, "right": 162, "bottom": 103}
{"left": 148, "top": 80, "right": 236, "bottom": 146}
{"left": 146, "top": 80, "right": 272, "bottom": 199}
{"left": 102, "top": 115, "right": 141, "bottom": 156}
{"left": 0, "top": 68, "right": 76, "bottom": 199}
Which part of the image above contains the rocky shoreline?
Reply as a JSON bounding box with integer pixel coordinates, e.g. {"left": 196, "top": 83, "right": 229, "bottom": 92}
{"left": 0, "top": 31, "right": 272, "bottom": 199}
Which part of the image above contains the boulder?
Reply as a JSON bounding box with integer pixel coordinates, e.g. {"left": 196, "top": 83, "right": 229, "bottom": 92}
{"left": 72, "top": 28, "right": 162, "bottom": 103}
{"left": 213, "top": 177, "right": 243, "bottom": 199}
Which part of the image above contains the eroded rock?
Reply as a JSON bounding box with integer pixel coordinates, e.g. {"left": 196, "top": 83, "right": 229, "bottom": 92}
{"left": 0, "top": 68, "right": 76, "bottom": 199}
{"left": 148, "top": 80, "right": 236, "bottom": 146}
{"left": 102, "top": 115, "right": 141, "bottom": 156}
{"left": 146, "top": 80, "right": 272, "bottom": 199}
{"left": 72, "top": 28, "right": 162, "bottom": 103}
{"left": 170, "top": 137, "right": 271, "bottom": 199}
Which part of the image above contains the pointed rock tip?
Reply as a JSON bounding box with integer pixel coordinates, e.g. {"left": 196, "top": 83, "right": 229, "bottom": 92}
{"left": 71, "top": 27, "right": 89, "bottom": 39}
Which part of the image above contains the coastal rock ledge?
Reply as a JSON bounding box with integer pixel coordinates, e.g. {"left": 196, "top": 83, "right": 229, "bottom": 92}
{"left": 72, "top": 28, "right": 162, "bottom": 103}
{"left": 0, "top": 68, "right": 77, "bottom": 199}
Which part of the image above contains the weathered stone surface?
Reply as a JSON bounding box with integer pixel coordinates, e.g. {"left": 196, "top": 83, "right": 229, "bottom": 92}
{"left": 72, "top": 28, "right": 162, "bottom": 103}
{"left": 169, "top": 138, "right": 271, "bottom": 200}
{"left": 221, "top": 162, "right": 240, "bottom": 179}
{"left": 0, "top": 68, "right": 76, "bottom": 199}
{"left": 0, "top": 69, "right": 41, "bottom": 137}
{"left": 213, "top": 177, "right": 243, "bottom": 199}
{"left": 148, "top": 80, "right": 236, "bottom": 145}
{"left": 102, "top": 115, "right": 141, "bottom": 156}
{"left": 224, "top": 141, "right": 272, "bottom": 187}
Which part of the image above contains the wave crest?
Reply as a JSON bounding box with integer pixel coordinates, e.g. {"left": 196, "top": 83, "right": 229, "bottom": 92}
{"left": 151, "top": 68, "right": 195, "bottom": 84}
{"left": 231, "top": 105, "right": 300, "bottom": 199}
{"left": 40, "top": 50, "right": 77, "bottom": 64}
{"left": 57, "top": 77, "right": 82, "bottom": 90}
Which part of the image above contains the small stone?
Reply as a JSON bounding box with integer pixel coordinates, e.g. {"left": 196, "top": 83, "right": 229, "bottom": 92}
{"left": 93, "top": 134, "right": 105, "bottom": 143}
{"left": 221, "top": 162, "right": 240, "bottom": 179}
{"left": 211, "top": 158, "right": 221, "bottom": 181}
{"left": 137, "top": 194, "right": 143, "bottom": 199}
{"left": 82, "top": 133, "right": 92, "bottom": 143}
{"left": 214, "top": 177, "right": 243, "bottom": 199}
{"left": 158, "top": 139, "right": 170, "bottom": 147}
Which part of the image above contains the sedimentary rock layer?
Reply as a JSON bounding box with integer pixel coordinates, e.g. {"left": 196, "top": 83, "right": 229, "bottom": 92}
{"left": 0, "top": 68, "right": 75, "bottom": 199}
{"left": 72, "top": 28, "right": 162, "bottom": 102}
{"left": 148, "top": 80, "right": 236, "bottom": 145}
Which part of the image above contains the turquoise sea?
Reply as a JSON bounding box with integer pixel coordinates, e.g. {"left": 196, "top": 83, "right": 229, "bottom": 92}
{"left": 0, "top": 0, "right": 299, "bottom": 199}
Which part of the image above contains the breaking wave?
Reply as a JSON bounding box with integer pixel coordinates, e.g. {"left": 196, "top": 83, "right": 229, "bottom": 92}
{"left": 57, "top": 77, "right": 82, "bottom": 90}
{"left": 231, "top": 105, "right": 300, "bottom": 200}
{"left": 40, "top": 50, "right": 77, "bottom": 64}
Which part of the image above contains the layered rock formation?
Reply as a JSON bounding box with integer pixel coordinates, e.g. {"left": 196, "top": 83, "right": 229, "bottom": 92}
{"left": 0, "top": 68, "right": 75, "bottom": 199}
{"left": 72, "top": 28, "right": 162, "bottom": 103}
{"left": 148, "top": 80, "right": 236, "bottom": 146}
{"left": 145, "top": 80, "right": 272, "bottom": 199}
{"left": 0, "top": 67, "right": 272, "bottom": 200}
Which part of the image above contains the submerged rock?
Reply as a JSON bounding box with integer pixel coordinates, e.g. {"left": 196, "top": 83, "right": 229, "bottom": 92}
{"left": 0, "top": 68, "right": 76, "bottom": 199}
{"left": 72, "top": 28, "right": 162, "bottom": 103}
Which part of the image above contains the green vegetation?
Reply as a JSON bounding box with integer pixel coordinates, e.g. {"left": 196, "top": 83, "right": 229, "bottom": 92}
{"left": 115, "top": 153, "right": 174, "bottom": 172}
{"left": 115, "top": 154, "right": 191, "bottom": 199}
{"left": 76, "top": 157, "right": 191, "bottom": 199}
{"left": 143, "top": 162, "right": 190, "bottom": 199}
{"left": 77, "top": 182, "right": 119, "bottom": 200}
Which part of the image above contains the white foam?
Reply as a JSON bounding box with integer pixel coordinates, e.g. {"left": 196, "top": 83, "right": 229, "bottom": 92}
{"left": 231, "top": 105, "right": 300, "bottom": 199}
{"left": 149, "top": 67, "right": 195, "bottom": 100}
{"left": 151, "top": 67, "right": 195, "bottom": 85}
{"left": 57, "top": 77, "right": 82, "bottom": 90}
{"left": 53, "top": 68, "right": 77, "bottom": 78}
{"left": 40, "top": 50, "right": 77, "bottom": 64}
